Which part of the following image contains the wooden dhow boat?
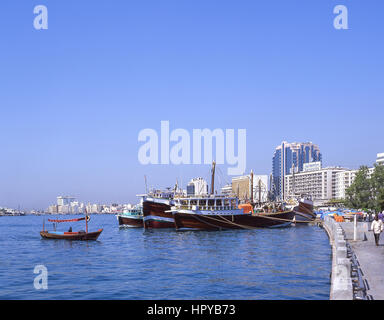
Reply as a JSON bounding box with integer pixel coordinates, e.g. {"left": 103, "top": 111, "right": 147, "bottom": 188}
{"left": 169, "top": 162, "right": 295, "bottom": 231}
{"left": 284, "top": 195, "right": 316, "bottom": 223}
{"left": 293, "top": 195, "right": 316, "bottom": 222}
{"left": 169, "top": 196, "right": 295, "bottom": 231}
{"left": 139, "top": 186, "right": 185, "bottom": 229}
{"left": 116, "top": 204, "right": 143, "bottom": 228}
{"left": 285, "top": 166, "right": 316, "bottom": 223}
{"left": 40, "top": 215, "right": 103, "bottom": 241}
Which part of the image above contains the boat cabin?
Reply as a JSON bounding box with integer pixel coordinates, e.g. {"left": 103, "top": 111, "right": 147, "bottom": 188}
{"left": 173, "top": 196, "right": 239, "bottom": 211}
{"left": 121, "top": 206, "right": 142, "bottom": 216}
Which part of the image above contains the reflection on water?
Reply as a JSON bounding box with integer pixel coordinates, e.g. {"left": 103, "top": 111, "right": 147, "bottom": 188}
{"left": 0, "top": 215, "right": 331, "bottom": 299}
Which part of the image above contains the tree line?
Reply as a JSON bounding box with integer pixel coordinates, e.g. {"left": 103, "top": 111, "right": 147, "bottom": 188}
{"left": 345, "top": 164, "right": 384, "bottom": 212}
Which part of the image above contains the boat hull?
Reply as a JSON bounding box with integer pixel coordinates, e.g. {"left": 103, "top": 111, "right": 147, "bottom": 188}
{"left": 40, "top": 229, "right": 103, "bottom": 241}
{"left": 117, "top": 215, "right": 143, "bottom": 228}
{"left": 142, "top": 200, "right": 174, "bottom": 229}
{"left": 293, "top": 199, "right": 316, "bottom": 222}
{"left": 173, "top": 211, "right": 295, "bottom": 231}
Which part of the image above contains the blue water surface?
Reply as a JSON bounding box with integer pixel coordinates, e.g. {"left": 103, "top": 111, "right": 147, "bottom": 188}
{"left": 0, "top": 215, "right": 331, "bottom": 300}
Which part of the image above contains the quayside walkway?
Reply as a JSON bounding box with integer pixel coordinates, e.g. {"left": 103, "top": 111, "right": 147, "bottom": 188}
{"left": 322, "top": 218, "right": 384, "bottom": 300}
{"left": 349, "top": 229, "right": 384, "bottom": 300}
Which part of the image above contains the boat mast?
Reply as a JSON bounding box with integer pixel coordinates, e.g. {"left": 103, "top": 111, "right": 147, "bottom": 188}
{"left": 210, "top": 160, "right": 216, "bottom": 195}
{"left": 85, "top": 207, "right": 88, "bottom": 233}
{"left": 250, "top": 170, "right": 254, "bottom": 205}
{"left": 258, "top": 178, "right": 262, "bottom": 204}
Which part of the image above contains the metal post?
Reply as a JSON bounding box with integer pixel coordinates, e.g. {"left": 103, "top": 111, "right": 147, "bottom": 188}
{"left": 354, "top": 214, "right": 357, "bottom": 241}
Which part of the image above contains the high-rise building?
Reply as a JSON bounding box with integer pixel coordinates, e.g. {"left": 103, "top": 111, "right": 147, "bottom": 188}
{"left": 272, "top": 141, "right": 322, "bottom": 200}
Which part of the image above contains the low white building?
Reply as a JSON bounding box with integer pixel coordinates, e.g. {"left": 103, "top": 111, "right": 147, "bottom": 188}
{"left": 186, "top": 177, "right": 209, "bottom": 196}
{"left": 221, "top": 184, "right": 233, "bottom": 196}
{"left": 377, "top": 153, "right": 384, "bottom": 166}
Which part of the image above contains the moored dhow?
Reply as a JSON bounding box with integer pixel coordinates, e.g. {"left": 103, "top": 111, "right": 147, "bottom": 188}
{"left": 140, "top": 189, "right": 177, "bottom": 229}
{"left": 285, "top": 194, "right": 316, "bottom": 223}
{"left": 169, "top": 195, "right": 244, "bottom": 231}
{"left": 286, "top": 165, "right": 316, "bottom": 223}
{"left": 293, "top": 195, "right": 316, "bottom": 222}
{"left": 116, "top": 204, "right": 143, "bottom": 228}
{"left": 170, "top": 196, "right": 295, "bottom": 231}
{"left": 169, "top": 161, "right": 295, "bottom": 230}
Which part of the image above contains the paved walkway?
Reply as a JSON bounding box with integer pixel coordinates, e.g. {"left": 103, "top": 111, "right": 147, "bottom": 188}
{"left": 349, "top": 228, "right": 384, "bottom": 300}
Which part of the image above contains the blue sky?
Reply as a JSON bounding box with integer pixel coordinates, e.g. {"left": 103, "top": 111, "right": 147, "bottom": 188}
{"left": 0, "top": 0, "right": 383, "bottom": 210}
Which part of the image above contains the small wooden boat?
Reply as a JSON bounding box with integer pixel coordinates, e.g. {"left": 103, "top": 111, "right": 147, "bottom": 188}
{"left": 40, "top": 229, "right": 103, "bottom": 240}
{"left": 40, "top": 216, "right": 103, "bottom": 241}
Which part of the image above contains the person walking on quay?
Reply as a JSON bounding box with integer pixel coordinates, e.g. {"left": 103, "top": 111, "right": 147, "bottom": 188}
{"left": 378, "top": 211, "right": 384, "bottom": 222}
{"left": 371, "top": 214, "right": 384, "bottom": 246}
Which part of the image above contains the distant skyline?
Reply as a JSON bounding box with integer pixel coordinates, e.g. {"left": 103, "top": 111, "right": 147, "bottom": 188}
{"left": 1, "top": 1, "right": 383, "bottom": 210}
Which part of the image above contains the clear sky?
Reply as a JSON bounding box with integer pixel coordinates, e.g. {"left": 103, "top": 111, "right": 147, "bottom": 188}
{"left": 1, "top": 0, "right": 383, "bottom": 210}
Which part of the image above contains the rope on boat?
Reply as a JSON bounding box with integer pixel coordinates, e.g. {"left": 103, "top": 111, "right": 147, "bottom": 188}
{"left": 216, "top": 215, "right": 258, "bottom": 230}
{"left": 255, "top": 213, "right": 312, "bottom": 223}
{"left": 187, "top": 211, "right": 311, "bottom": 230}
{"left": 293, "top": 211, "right": 317, "bottom": 220}
{"left": 191, "top": 214, "right": 234, "bottom": 230}
{"left": 251, "top": 214, "right": 297, "bottom": 223}
{"left": 192, "top": 213, "right": 294, "bottom": 230}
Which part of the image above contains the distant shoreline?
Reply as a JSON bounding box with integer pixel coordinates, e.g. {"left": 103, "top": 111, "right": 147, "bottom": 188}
{"left": 0, "top": 212, "right": 118, "bottom": 216}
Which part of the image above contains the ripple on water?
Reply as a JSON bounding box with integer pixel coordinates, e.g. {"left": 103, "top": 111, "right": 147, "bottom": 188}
{"left": 0, "top": 215, "right": 331, "bottom": 299}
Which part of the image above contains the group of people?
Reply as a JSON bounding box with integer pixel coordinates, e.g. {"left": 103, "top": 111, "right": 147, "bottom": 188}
{"left": 371, "top": 212, "right": 384, "bottom": 246}
{"left": 362, "top": 211, "right": 382, "bottom": 222}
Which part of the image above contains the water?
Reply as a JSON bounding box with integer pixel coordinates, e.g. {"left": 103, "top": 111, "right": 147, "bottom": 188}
{"left": 0, "top": 215, "right": 331, "bottom": 300}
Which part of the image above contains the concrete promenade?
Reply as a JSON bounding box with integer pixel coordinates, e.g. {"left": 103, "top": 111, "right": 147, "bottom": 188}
{"left": 323, "top": 217, "right": 384, "bottom": 300}
{"left": 349, "top": 225, "right": 384, "bottom": 300}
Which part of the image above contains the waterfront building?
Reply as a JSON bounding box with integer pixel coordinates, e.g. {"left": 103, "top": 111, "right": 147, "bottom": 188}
{"left": 57, "top": 196, "right": 76, "bottom": 206}
{"left": 231, "top": 174, "right": 269, "bottom": 202}
{"left": 48, "top": 205, "right": 58, "bottom": 214}
{"left": 272, "top": 141, "right": 322, "bottom": 200}
{"left": 186, "top": 177, "right": 208, "bottom": 196}
{"left": 58, "top": 204, "right": 71, "bottom": 214}
{"left": 334, "top": 170, "right": 357, "bottom": 200}
{"left": 284, "top": 167, "right": 354, "bottom": 205}
{"left": 220, "top": 184, "right": 233, "bottom": 196}
{"left": 377, "top": 153, "right": 384, "bottom": 165}
{"left": 85, "top": 203, "right": 101, "bottom": 214}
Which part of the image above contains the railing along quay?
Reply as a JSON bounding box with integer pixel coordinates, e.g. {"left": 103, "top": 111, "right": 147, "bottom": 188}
{"left": 321, "top": 216, "right": 372, "bottom": 300}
